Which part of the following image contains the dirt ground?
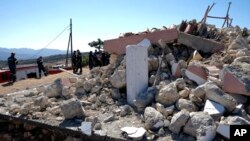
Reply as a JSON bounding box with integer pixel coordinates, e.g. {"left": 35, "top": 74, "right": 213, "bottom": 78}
{"left": 0, "top": 68, "right": 89, "bottom": 95}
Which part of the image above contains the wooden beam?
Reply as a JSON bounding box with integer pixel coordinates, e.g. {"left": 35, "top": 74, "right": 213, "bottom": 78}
{"left": 207, "top": 15, "right": 226, "bottom": 19}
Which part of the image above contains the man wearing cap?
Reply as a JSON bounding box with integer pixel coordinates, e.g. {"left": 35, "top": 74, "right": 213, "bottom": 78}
{"left": 7, "top": 52, "right": 18, "bottom": 84}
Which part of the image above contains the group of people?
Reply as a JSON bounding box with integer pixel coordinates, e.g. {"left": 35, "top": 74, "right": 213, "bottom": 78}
{"left": 6, "top": 49, "right": 108, "bottom": 84}
{"left": 7, "top": 53, "right": 47, "bottom": 84}
{"left": 88, "top": 50, "right": 110, "bottom": 70}
{"left": 72, "top": 49, "right": 82, "bottom": 74}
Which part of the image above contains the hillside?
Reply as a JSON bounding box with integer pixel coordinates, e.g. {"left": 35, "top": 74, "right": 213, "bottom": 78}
{"left": 0, "top": 52, "right": 89, "bottom": 69}
{"left": 0, "top": 47, "right": 67, "bottom": 60}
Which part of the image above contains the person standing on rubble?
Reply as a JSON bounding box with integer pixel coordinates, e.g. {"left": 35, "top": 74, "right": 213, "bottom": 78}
{"left": 72, "top": 50, "right": 77, "bottom": 73}
{"left": 88, "top": 51, "right": 94, "bottom": 70}
{"left": 7, "top": 52, "right": 18, "bottom": 84}
{"left": 37, "top": 56, "right": 47, "bottom": 78}
{"left": 76, "top": 49, "right": 82, "bottom": 74}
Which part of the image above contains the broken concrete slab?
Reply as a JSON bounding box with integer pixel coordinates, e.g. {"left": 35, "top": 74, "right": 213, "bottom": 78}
{"left": 185, "top": 62, "right": 208, "bottom": 85}
{"left": 203, "top": 100, "right": 225, "bottom": 120}
{"left": 178, "top": 32, "right": 224, "bottom": 53}
{"left": 104, "top": 28, "right": 178, "bottom": 55}
{"left": 126, "top": 39, "right": 150, "bottom": 106}
{"left": 205, "top": 82, "right": 237, "bottom": 112}
{"left": 221, "top": 65, "right": 250, "bottom": 96}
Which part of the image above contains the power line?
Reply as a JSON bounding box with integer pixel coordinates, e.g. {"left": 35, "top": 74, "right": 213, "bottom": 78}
{"left": 30, "top": 25, "right": 70, "bottom": 58}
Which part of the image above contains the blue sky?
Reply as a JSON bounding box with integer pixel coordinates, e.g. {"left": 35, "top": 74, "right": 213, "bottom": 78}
{"left": 0, "top": 0, "right": 249, "bottom": 52}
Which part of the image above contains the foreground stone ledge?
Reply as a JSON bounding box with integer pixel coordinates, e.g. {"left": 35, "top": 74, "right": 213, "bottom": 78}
{"left": 0, "top": 113, "right": 125, "bottom": 141}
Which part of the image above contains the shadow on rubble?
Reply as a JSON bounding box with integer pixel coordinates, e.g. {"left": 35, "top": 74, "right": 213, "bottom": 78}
{"left": 59, "top": 118, "right": 82, "bottom": 129}
{"left": 1, "top": 82, "right": 13, "bottom": 87}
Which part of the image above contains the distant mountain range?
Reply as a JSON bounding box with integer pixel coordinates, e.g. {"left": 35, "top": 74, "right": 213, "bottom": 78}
{"left": 0, "top": 47, "right": 66, "bottom": 60}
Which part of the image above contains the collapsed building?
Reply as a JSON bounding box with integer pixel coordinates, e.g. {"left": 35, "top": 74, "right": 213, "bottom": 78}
{"left": 0, "top": 20, "right": 250, "bottom": 141}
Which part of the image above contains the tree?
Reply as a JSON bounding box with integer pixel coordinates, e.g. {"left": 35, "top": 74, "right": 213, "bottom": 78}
{"left": 88, "top": 38, "right": 104, "bottom": 51}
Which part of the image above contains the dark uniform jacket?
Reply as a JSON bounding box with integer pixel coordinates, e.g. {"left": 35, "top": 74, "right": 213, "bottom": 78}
{"left": 37, "top": 58, "right": 44, "bottom": 68}
{"left": 8, "top": 56, "right": 17, "bottom": 71}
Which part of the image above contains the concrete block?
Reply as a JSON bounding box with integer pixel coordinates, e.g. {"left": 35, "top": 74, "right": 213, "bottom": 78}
{"left": 126, "top": 39, "right": 150, "bottom": 106}
{"left": 178, "top": 32, "right": 224, "bottom": 53}
{"left": 104, "top": 28, "right": 178, "bottom": 54}
{"left": 185, "top": 64, "right": 208, "bottom": 85}
{"left": 205, "top": 83, "right": 237, "bottom": 112}
{"left": 204, "top": 100, "right": 225, "bottom": 119}
{"left": 222, "top": 70, "right": 250, "bottom": 96}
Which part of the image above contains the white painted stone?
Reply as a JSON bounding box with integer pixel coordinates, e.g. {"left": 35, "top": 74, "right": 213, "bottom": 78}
{"left": 126, "top": 39, "right": 150, "bottom": 105}
{"left": 185, "top": 70, "right": 207, "bottom": 85}
{"left": 80, "top": 122, "right": 92, "bottom": 136}
{"left": 216, "top": 124, "right": 230, "bottom": 139}
{"left": 121, "top": 127, "right": 146, "bottom": 140}
{"left": 204, "top": 100, "right": 225, "bottom": 118}
{"left": 121, "top": 127, "right": 138, "bottom": 135}
{"left": 128, "top": 127, "right": 146, "bottom": 140}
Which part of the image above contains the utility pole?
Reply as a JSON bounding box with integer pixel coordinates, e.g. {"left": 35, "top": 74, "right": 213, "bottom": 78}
{"left": 66, "top": 19, "right": 73, "bottom": 67}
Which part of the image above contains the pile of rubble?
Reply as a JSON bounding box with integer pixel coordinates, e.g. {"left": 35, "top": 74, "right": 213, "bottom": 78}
{"left": 0, "top": 21, "right": 250, "bottom": 141}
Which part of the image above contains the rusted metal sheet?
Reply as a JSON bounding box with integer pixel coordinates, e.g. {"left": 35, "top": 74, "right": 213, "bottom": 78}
{"left": 178, "top": 32, "right": 224, "bottom": 53}
{"left": 104, "top": 28, "right": 178, "bottom": 55}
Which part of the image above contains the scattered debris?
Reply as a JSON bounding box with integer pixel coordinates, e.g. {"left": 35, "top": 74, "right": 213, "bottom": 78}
{"left": 1, "top": 19, "right": 250, "bottom": 141}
